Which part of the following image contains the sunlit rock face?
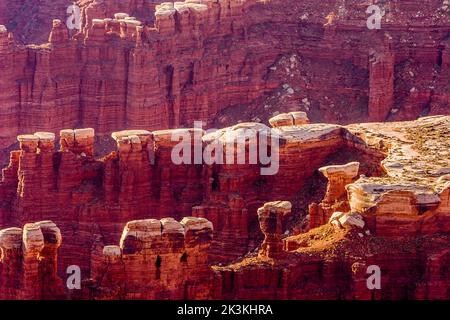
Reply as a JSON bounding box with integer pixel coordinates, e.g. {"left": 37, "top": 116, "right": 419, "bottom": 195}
{"left": 0, "top": 221, "right": 63, "bottom": 299}
{"left": 0, "top": 116, "right": 449, "bottom": 299}
{"left": 0, "top": 0, "right": 449, "bottom": 150}
{"left": 0, "top": 0, "right": 450, "bottom": 300}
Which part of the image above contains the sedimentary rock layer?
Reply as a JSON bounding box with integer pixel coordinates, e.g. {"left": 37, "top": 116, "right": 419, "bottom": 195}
{"left": 0, "top": 0, "right": 449, "bottom": 149}
{"left": 1, "top": 115, "right": 449, "bottom": 299}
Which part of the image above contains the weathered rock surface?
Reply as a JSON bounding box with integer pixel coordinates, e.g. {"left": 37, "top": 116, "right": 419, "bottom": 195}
{"left": 257, "top": 201, "right": 292, "bottom": 258}
{"left": 337, "top": 212, "right": 365, "bottom": 230}
{"left": 0, "top": 0, "right": 162, "bottom": 44}
{"left": 308, "top": 115, "right": 450, "bottom": 238}
{"left": 0, "top": 221, "right": 64, "bottom": 299}
{"left": 309, "top": 162, "right": 360, "bottom": 228}
{"left": 269, "top": 112, "right": 310, "bottom": 128}
{"left": 1, "top": 0, "right": 449, "bottom": 150}
{"left": 0, "top": 116, "right": 450, "bottom": 299}
{"left": 91, "top": 216, "right": 214, "bottom": 299}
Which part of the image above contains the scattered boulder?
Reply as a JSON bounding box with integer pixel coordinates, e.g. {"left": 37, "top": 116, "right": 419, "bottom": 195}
{"left": 338, "top": 213, "right": 365, "bottom": 230}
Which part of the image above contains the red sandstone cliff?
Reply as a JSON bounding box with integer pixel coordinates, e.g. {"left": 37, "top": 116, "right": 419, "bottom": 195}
{"left": 0, "top": 0, "right": 163, "bottom": 44}
{"left": 0, "top": 0, "right": 450, "bottom": 301}
{"left": 0, "top": 115, "right": 449, "bottom": 299}
{"left": 90, "top": 217, "right": 214, "bottom": 299}
{"left": 0, "top": 0, "right": 449, "bottom": 151}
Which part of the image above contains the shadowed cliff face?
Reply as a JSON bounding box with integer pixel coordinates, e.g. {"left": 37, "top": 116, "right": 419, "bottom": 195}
{"left": 0, "top": 0, "right": 449, "bottom": 151}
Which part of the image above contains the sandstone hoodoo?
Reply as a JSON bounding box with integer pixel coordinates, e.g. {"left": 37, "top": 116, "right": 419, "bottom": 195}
{"left": 309, "top": 161, "right": 360, "bottom": 228}
{"left": 257, "top": 201, "right": 292, "bottom": 259}
{"left": 0, "top": 0, "right": 449, "bottom": 150}
{"left": 0, "top": 0, "right": 449, "bottom": 302}
{"left": 0, "top": 115, "right": 449, "bottom": 299}
{"left": 0, "top": 221, "right": 64, "bottom": 299}
{"left": 91, "top": 216, "right": 214, "bottom": 299}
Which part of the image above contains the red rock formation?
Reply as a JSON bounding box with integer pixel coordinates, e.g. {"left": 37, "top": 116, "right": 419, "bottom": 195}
{"left": 344, "top": 118, "right": 450, "bottom": 238}
{"left": 90, "top": 216, "right": 214, "bottom": 299}
{"left": 191, "top": 118, "right": 362, "bottom": 261}
{"left": 0, "top": 0, "right": 164, "bottom": 44}
{"left": 0, "top": 116, "right": 450, "bottom": 299}
{"left": 309, "top": 162, "right": 360, "bottom": 228}
{"left": 0, "top": 112, "right": 389, "bottom": 270}
{"left": 257, "top": 201, "right": 291, "bottom": 259}
{"left": 215, "top": 116, "right": 450, "bottom": 300}
{"left": 368, "top": 36, "right": 395, "bottom": 122}
{"left": 0, "top": 220, "right": 64, "bottom": 299}
{"left": 415, "top": 249, "right": 450, "bottom": 299}
{"left": 269, "top": 112, "right": 311, "bottom": 128}
{"left": 1, "top": 0, "right": 450, "bottom": 302}
{"left": 1, "top": 0, "right": 449, "bottom": 151}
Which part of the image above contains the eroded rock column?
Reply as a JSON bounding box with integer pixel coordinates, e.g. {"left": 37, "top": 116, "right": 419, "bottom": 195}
{"left": 109, "top": 130, "right": 154, "bottom": 216}
{"left": 309, "top": 162, "right": 360, "bottom": 228}
{"left": 92, "top": 216, "right": 214, "bottom": 299}
{"left": 0, "top": 221, "right": 63, "bottom": 299}
{"left": 16, "top": 132, "right": 56, "bottom": 222}
{"left": 258, "top": 201, "right": 292, "bottom": 259}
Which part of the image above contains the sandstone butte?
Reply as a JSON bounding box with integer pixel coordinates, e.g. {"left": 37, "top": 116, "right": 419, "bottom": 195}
{"left": 0, "top": 0, "right": 449, "bottom": 151}
{"left": 0, "top": 113, "right": 449, "bottom": 299}
{"left": 0, "top": 0, "right": 449, "bottom": 301}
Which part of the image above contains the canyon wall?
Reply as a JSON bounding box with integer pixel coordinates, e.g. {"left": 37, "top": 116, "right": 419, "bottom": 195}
{"left": 0, "top": 0, "right": 449, "bottom": 300}
{"left": 1, "top": 115, "right": 449, "bottom": 299}
{"left": 0, "top": 0, "right": 449, "bottom": 150}
{"left": 0, "top": 220, "right": 64, "bottom": 299}
{"left": 0, "top": 114, "right": 373, "bottom": 271}
{"left": 217, "top": 116, "right": 450, "bottom": 300}
{"left": 0, "top": 0, "right": 164, "bottom": 44}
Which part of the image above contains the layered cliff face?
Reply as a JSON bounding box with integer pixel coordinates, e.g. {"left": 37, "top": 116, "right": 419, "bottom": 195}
{"left": 1, "top": 115, "right": 449, "bottom": 299}
{"left": 0, "top": 0, "right": 449, "bottom": 301}
{"left": 0, "top": 114, "right": 377, "bottom": 269}
{"left": 90, "top": 217, "right": 214, "bottom": 299}
{"left": 217, "top": 116, "right": 450, "bottom": 300}
{"left": 0, "top": 0, "right": 163, "bottom": 44}
{"left": 0, "top": 0, "right": 449, "bottom": 151}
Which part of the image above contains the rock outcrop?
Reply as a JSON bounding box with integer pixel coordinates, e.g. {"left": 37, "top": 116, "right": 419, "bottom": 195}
{"left": 1, "top": 0, "right": 450, "bottom": 301}
{"left": 332, "top": 212, "right": 365, "bottom": 230}
{"left": 0, "top": 221, "right": 64, "bottom": 299}
{"left": 309, "top": 162, "right": 360, "bottom": 228}
{"left": 215, "top": 116, "right": 450, "bottom": 300}
{"left": 1, "top": 116, "right": 450, "bottom": 299}
{"left": 1, "top": 0, "right": 449, "bottom": 150}
{"left": 257, "top": 201, "right": 292, "bottom": 258}
{"left": 90, "top": 216, "right": 214, "bottom": 299}
{"left": 269, "top": 112, "right": 310, "bottom": 128}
